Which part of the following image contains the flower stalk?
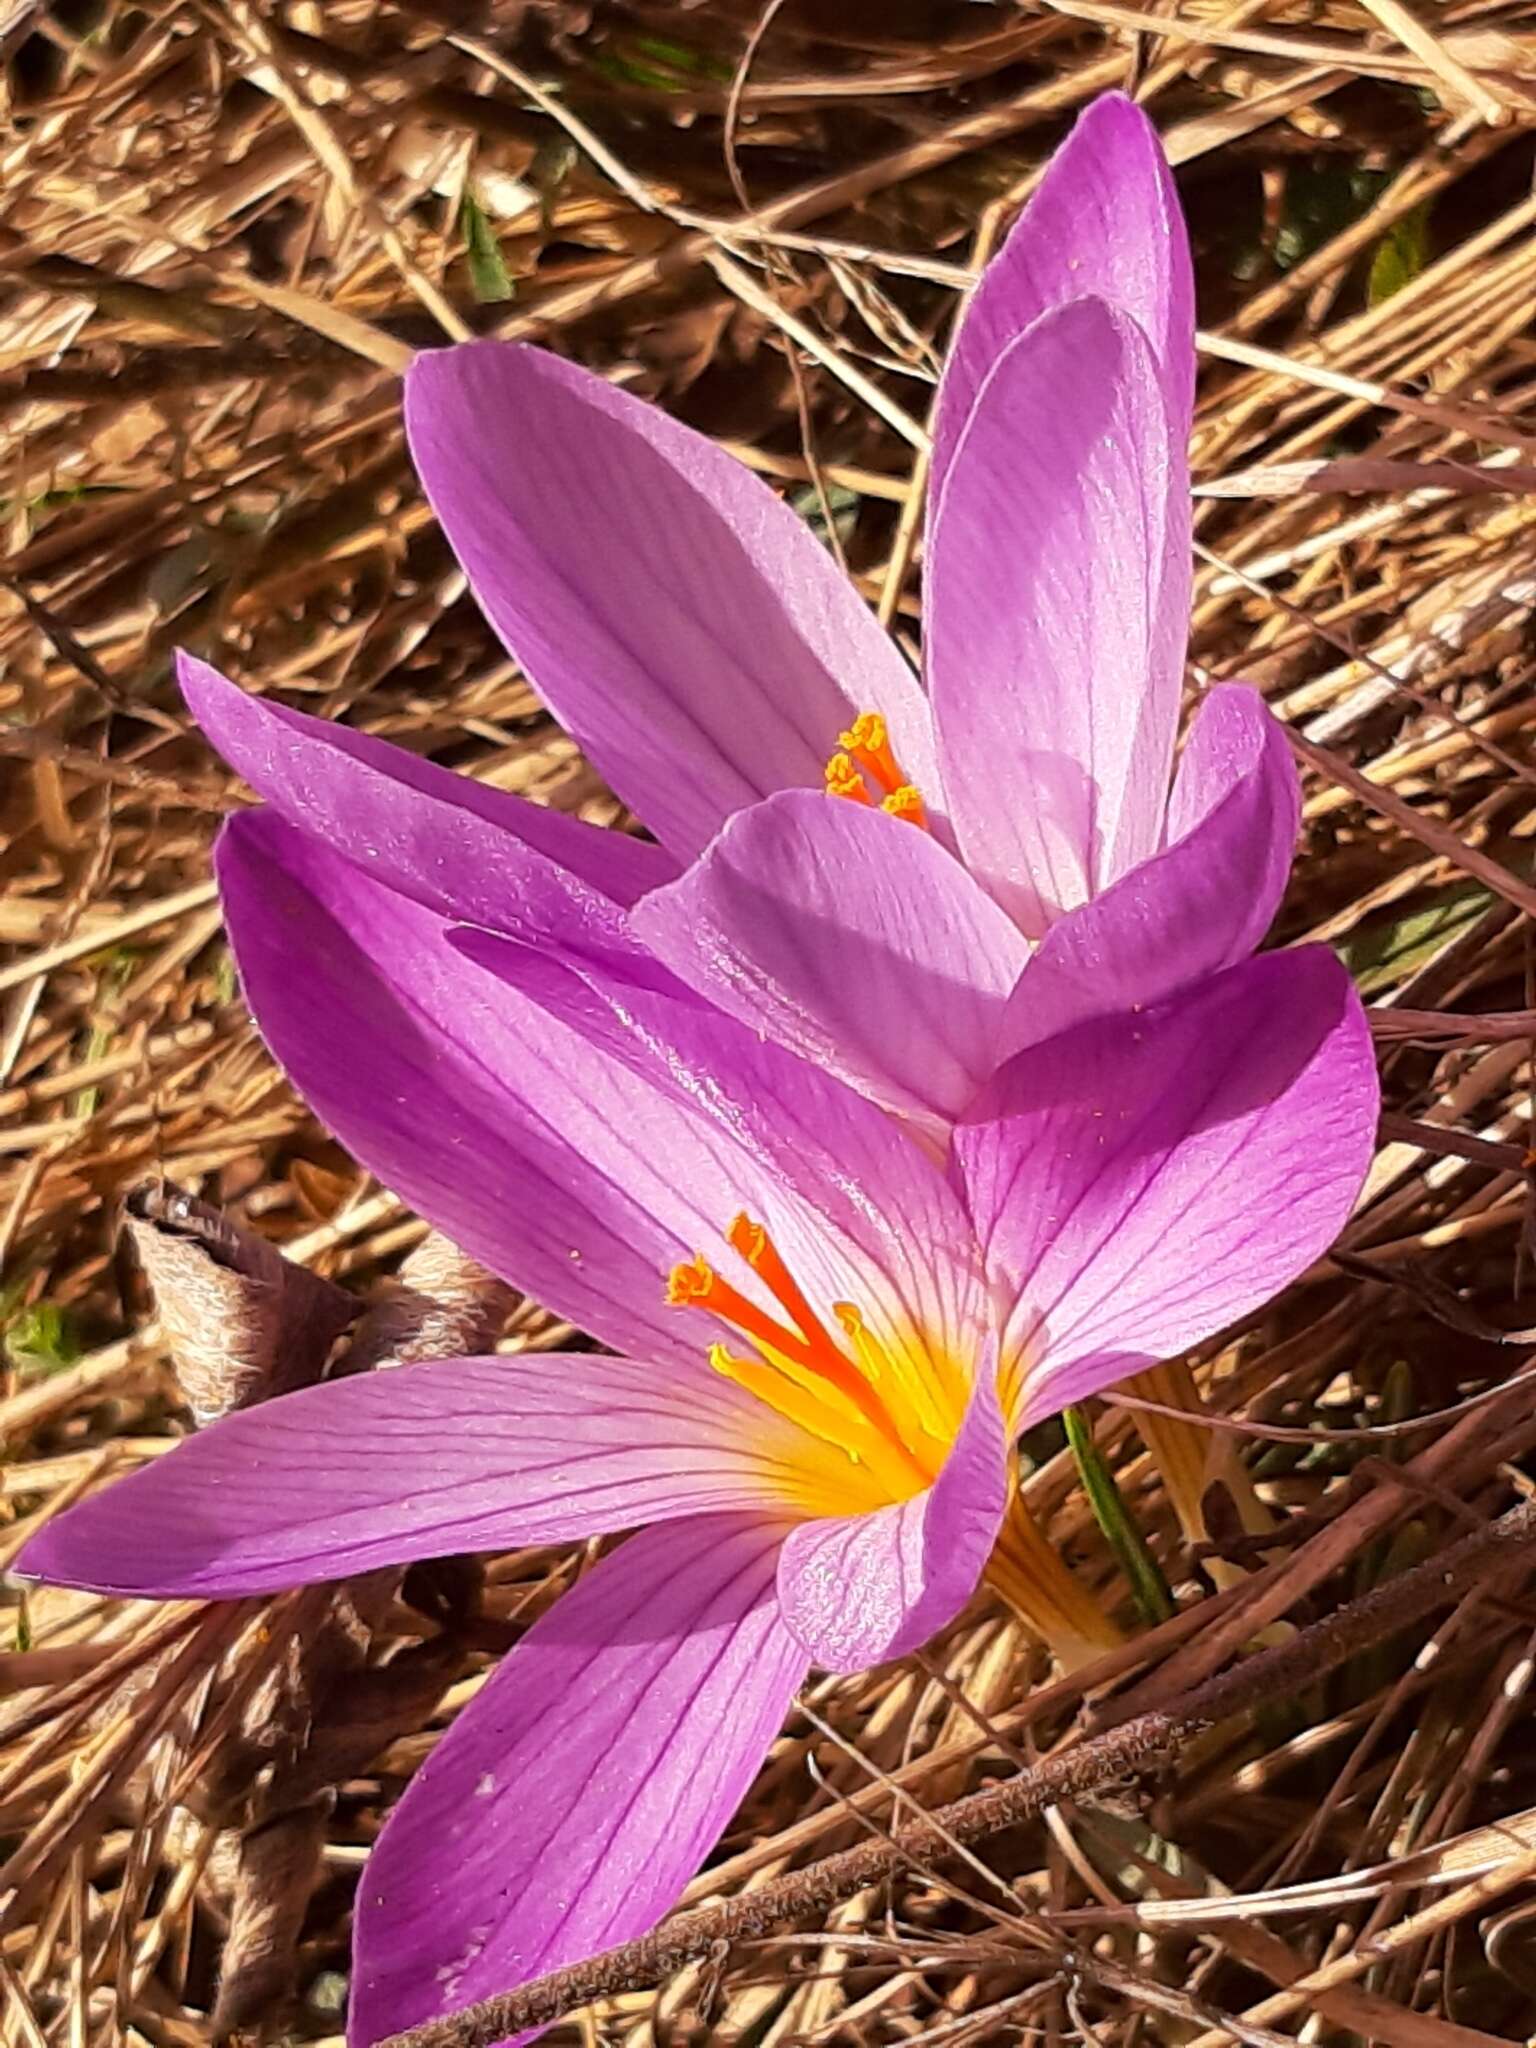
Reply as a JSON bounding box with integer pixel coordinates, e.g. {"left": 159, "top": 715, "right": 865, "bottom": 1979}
{"left": 985, "top": 1480, "right": 1124, "bottom": 1672}
{"left": 1062, "top": 1405, "right": 1175, "bottom": 1628}
{"left": 1125, "top": 1359, "right": 1274, "bottom": 1576}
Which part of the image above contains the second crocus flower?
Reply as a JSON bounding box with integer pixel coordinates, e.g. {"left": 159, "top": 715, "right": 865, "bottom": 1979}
{"left": 399, "top": 91, "right": 1293, "bottom": 1133}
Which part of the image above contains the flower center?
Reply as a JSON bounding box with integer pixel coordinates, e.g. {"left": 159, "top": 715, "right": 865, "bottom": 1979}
{"left": 666, "top": 1213, "right": 964, "bottom": 1509}
{"left": 666, "top": 1222, "right": 1124, "bottom": 1667}
{"left": 823, "top": 712, "right": 929, "bottom": 831}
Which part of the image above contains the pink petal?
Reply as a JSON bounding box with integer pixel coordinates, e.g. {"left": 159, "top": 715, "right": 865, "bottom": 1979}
{"left": 181, "top": 655, "right": 673, "bottom": 947}
{"left": 404, "top": 343, "right": 931, "bottom": 861}
{"left": 15, "top": 1354, "right": 801, "bottom": 1599}
{"left": 350, "top": 1513, "right": 808, "bottom": 2046}
{"left": 452, "top": 927, "right": 990, "bottom": 1385}
{"left": 221, "top": 812, "right": 986, "bottom": 1397}
{"left": 775, "top": 1352, "right": 1008, "bottom": 1673}
{"left": 632, "top": 790, "right": 1028, "bottom": 1125}
{"left": 932, "top": 92, "right": 1194, "bottom": 506}
{"left": 928, "top": 298, "right": 1190, "bottom": 936}
{"left": 215, "top": 813, "right": 746, "bottom": 1373}
{"left": 999, "top": 683, "right": 1299, "bottom": 1053}
{"left": 955, "top": 950, "right": 1377, "bottom": 1422}
{"left": 1164, "top": 679, "right": 1295, "bottom": 849}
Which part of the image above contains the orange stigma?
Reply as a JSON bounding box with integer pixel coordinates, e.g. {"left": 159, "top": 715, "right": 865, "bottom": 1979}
{"left": 664, "top": 1214, "right": 961, "bottom": 1501}
{"left": 664, "top": 1247, "right": 823, "bottom": 1371}
{"left": 824, "top": 710, "right": 930, "bottom": 829}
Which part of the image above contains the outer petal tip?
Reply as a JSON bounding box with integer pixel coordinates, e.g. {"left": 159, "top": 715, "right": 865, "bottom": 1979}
{"left": 10, "top": 1532, "right": 55, "bottom": 1589}
{"left": 402, "top": 336, "right": 526, "bottom": 434}
{"left": 933, "top": 87, "right": 1192, "bottom": 513}
{"left": 175, "top": 647, "right": 241, "bottom": 732}
{"left": 1074, "top": 88, "right": 1160, "bottom": 143}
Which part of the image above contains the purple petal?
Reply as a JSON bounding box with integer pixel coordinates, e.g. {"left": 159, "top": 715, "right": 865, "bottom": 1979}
{"left": 999, "top": 684, "right": 1299, "bottom": 1053}
{"left": 220, "top": 812, "right": 986, "bottom": 1392}
{"left": 181, "top": 656, "right": 674, "bottom": 960}
{"left": 955, "top": 950, "right": 1377, "bottom": 1422}
{"left": 932, "top": 92, "right": 1194, "bottom": 505}
{"left": 404, "top": 343, "right": 932, "bottom": 861}
{"left": 215, "top": 812, "right": 745, "bottom": 1371}
{"left": 452, "top": 928, "right": 990, "bottom": 1386}
{"left": 632, "top": 790, "right": 1028, "bottom": 1125}
{"left": 775, "top": 1350, "right": 1008, "bottom": 1672}
{"left": 350, "top": 1512, "right": 808, "bottom": 2047}
{"left": 928, "top": 299, "right": 1190, "bottom": 937}
{"left": 15, "top": 1354, "right": 802, "bottom": 1599}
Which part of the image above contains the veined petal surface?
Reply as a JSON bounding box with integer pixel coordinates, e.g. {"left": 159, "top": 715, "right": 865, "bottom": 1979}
{"left": 929, "top": 299, "right": 1188, "bottom": 936}
{"left": 14, "top": 1354, "right": 806, "bottom": 1598}
{"left": 216, "top": 813, "right": 768, "bottom": 1372}
{"left": 1000, "top": 684, "right": 1299, "bottom": 1052}
{"left": 405, "top": 343, "right": 931, "bottom": 860}
{"left": 633, "top": 790, "right": 1028, "bottom": 1125}
{"left": 350, "top": 1513, "right": 808, "bottom": 2047}
{"left": 956, "top": 950, "right": 1377, "bottom": 1422}
{"left": 452, "top": 928, "right": 990, "bottom": 1397}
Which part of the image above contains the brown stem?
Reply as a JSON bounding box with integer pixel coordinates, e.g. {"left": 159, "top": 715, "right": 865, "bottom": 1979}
{"left": 378, "top": 1498, "right": 1536, "bottom": 2048}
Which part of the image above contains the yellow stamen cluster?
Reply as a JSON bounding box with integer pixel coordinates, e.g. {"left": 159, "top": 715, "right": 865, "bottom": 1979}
{"left": 670, "top": 1219, "right": 1124, "bottom": 1668}
{"left": 823, "top": 711, "right": 931, "bottom": 831}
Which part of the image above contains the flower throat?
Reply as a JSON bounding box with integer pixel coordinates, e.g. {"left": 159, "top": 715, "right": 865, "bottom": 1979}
{"left": 666, "top": 1214, "right": 964, "bottom": 1506}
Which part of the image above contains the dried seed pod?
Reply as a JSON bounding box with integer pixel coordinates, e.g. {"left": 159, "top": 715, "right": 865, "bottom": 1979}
{"left": 343, "top": 1228, "right": 515, "bottom": 1375}
{"left": 123, "top": 1180, "right": 356, "bottom": 1423}
{"left": 113, "top": 1200, "right": 497, "bottom": 2037}
{"left": 212, "top": 1798, "right": 334, "bottom": 2041}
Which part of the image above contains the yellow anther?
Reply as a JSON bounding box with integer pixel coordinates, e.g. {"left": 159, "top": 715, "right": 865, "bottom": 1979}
{"left": 825, "top": 752, "right": 873, "bottom": 805}
{"left": 881, "top": 784, "right": 930, "bottom": 832}
{"left": 838, "top": 711, "right": 902, "bottom": 795}
{"left": 727, "top": 1212, "right": 767, "bottom": 1264}
{"left": 665, "top": 1255, "right": 714, "bottom": 1307}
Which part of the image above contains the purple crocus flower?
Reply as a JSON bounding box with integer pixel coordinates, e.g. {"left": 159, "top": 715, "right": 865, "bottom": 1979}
{"left": 377, "top": 91, "right": 1298, "bottom": 1138}
{"left": 18, "top": 754, "right": 1375, "bottom": 2039}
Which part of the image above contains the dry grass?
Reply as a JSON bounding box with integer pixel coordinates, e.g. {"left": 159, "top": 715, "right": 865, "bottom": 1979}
{"left": 7, "top": 1, "right": 1536, "bottom": 2041}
